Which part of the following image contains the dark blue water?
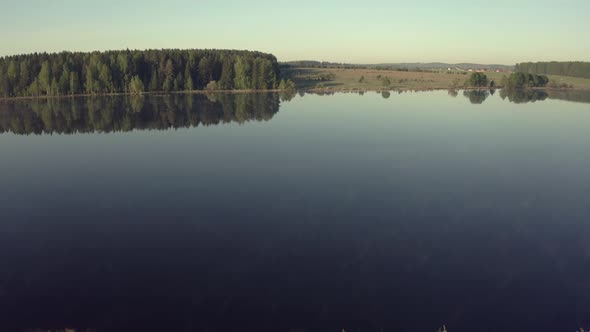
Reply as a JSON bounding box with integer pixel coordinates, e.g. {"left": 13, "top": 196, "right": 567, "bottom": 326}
{"left": 0, "top": 91, "right": 589, "bottom": 332}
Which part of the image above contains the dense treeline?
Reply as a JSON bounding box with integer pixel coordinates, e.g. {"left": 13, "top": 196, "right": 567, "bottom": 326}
{"left": 502, "top": 73, "right": 549, "bottom": 89}
{"left": 515, "top": 62, "right": 590, "bottom": 79}
{"left": 0, "top": 93, "right": 280, "bottom": 134}
{"left": 0, "top": 49, "right": 281, "bottom": 98}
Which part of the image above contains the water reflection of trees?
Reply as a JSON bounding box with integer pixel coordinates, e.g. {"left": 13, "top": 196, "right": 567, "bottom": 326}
{"left": 463, "top": 90, "right": 489, "bottom": 104}
{"left": 462, "top": 89, "right": 557, "bottom": 105}
{"left": 0, "top": 93, "right": 281, "bottom": 135}
{"left": 547, "top": 90, "right": 590, "bottom": 104}
{"left": 499, "top": 89, "right": 548, "bottom": 104}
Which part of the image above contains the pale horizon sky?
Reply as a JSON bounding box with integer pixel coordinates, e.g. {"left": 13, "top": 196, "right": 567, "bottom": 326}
{"left": 1, "top": 0, "right": 589, "bottom": 65}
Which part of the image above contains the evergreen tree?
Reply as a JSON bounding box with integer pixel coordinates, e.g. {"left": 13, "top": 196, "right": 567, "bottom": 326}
{"left": 198, "top": 56, "right": 213, "bottom": 84}
{"left": 38, "top": 61, "right": 51, "bottom": 94}
{"left": 186, "top": 76, "right": 194, "bottom": 91}
{"left": 129, "top": 75, "right": 145, "bottom": 95}
{"left": 28, "top": 78, "right": 41, "bottom": 97}
{"left": 174, "top": 72, "right": 183, "bottom": 91}
{"left": 70, "top": 71, "right": 80, "bottom": 95}
{"left": 0, "top": 49, "right": 280, "bottom": 97}
{"left": 59, "top": 65, "right": 70, "bottom": 94}
{"left": 98, "top": 64, "right": 113, "bottom": 93}
{"left": 19, "top": 60, "right": 30, "bottom": 93}
{"left": 149, "top": 69, "right": 159, "bottom": 92}
{"left": 7, "top": 61, "right": 18, "bottom": 85}
{"left": 234, "top": 57, "right": 250, "bottom": 90}
{"left": 219, "top": 58, "right": 234, "bottom": 89}
{"left": 85, "top": 66, "right": 95, "bottom": 94}
{"left": 50, "top": 78, "right": 59, "bottom": 96}
{"left": 162, "top": 77, "right": 172, "bottom": 92}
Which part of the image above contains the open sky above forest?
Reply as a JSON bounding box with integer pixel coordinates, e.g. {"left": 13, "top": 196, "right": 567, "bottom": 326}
{"left": 1, "top": 0, "right": 589, "bottom": 64}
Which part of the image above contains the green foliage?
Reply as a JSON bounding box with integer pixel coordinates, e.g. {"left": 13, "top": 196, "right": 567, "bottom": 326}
{"left": 359, "top": 75, "right": 365, "bottom": 83}
{"left": 278, "top": 79, "right": 296, "bottom": 91}
{"left": 186, "top": 76, "right": 194, "bottom": 91}
{"left": 286, "top": 79, "right": 295, "bottom": 90}
{"left": 174, "top": 72, "right": 184, "bottom": 91}
{"left": 162, "top": 77, "right": 172, "bottom": 92}
{"left": 149, "top": 70, "right": 159, "bottom": 92}
{"left": 465, "top": 73, "right": 488, "bottom": 87}
{"left": 381, "top": 76, "right": 391, "bottom": 86}
{"left": 129, "top": 75, "right": 145, "bottom": 95}
{"left": 0, "top": 49, "right": 281, "bottom": 98}
{"left": 59, "top": 65, "right": 70, "bottom": 94}
{"left": 206, "top": 80, "right": 219, "bottom": 91}
{"left": 515, "top": 61, "right": 590, "bottom": 79}
{"left": 85, "top": 65, "right": 95, "bottom": 94}
{"left": 27, "top": 78, "right": 41, "bottom": 97}
{"left": 69, "top": 72, "right": 80, "bottom": 95}
{"left": 219, "top": 58, "right": 234, "bottom": 89}
{"left": 502, "top": 73, "right": 549, "bottom": 89}
{"left": 233, "top": 56, "right": 251, "bottom": 90}
{"left": 50, "top": 78, "right": 59, "bottom": 96}
{"left": 38, "top": 61, "right": 51, "bottom": 94}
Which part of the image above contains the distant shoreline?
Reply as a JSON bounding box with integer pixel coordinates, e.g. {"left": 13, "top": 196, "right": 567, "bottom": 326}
{"left": 0, "top": 86, "right": 584, "bottom": 101}
{"left": 301, "top": 86, "right": 584, "bottom": 93}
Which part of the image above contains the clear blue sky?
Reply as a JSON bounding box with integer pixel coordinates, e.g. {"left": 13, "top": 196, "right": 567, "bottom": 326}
{"left": 1, "top": 0, "right": 589, "bottom": 64}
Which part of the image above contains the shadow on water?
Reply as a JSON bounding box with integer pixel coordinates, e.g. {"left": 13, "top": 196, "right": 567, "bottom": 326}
{"left": 0, "top": 93, "right": 281, "bottom": 135}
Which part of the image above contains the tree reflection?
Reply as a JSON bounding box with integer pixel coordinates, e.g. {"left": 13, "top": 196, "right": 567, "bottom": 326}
{"left": 499, "top": 89, "right": 548, "bottom": 104}
{"left": 0, "top": 93, "right": 281, "bottom": 135}
{"left": 546, "top": 90, "right": 590, "bottom": 104}
{"left": 463, "top": 90, "right": 489, "bottom": 104}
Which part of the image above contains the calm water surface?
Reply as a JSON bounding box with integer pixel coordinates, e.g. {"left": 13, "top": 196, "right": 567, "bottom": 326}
{"left": 0, "top": 90, "right": 590, "bottom": 332}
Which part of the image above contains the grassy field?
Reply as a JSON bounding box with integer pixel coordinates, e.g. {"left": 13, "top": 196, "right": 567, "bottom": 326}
{"left": 283, "top": 67, "right": 590, "bottom": 91}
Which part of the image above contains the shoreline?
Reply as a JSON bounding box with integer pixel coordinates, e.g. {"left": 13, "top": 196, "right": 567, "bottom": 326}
{"left": 0, "top": 86, "right": 584, "bottom": 102}
{"left": 0, "top": 89, "right": 284, "bottom": 102}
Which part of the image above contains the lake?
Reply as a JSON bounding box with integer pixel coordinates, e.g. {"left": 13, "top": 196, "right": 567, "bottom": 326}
{"left": 0, "top": 90, "right": 589, "bottom": 332}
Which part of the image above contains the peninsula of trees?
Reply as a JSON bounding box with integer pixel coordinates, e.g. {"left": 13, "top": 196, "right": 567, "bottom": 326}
{"left": 515, "top": 62, "right": 590, "bottom": 79}
{"left": 0, "top": 49, "right": 283, "bottom": 98}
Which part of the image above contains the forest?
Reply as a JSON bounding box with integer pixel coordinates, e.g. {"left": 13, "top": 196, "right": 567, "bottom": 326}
{"left": 515, "top": 62, "right": 590, "bottom": 79}
{"left": 0, "top": 49, "right": 282, "bottom": 98}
